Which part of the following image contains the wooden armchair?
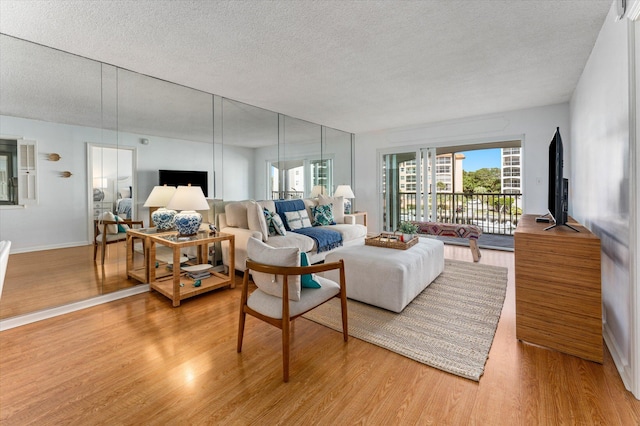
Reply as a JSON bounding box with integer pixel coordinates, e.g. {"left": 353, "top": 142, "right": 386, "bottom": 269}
{"left": 238, "top": 237, "right": 348, "bottom": 382}
{"left": 93, "top": 219, "right": 143, "bottom": 265}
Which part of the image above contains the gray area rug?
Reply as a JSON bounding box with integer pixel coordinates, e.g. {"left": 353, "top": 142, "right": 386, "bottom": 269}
{"left": 303, "top": 259, "right": 508, "bottom": 381}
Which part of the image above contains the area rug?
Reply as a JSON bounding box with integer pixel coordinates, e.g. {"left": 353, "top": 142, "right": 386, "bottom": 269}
{"left": 303, "top": 259, "right": 508, "bottom": 381}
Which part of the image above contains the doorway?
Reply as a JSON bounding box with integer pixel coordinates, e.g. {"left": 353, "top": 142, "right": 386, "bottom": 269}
{"left": 87, "top": 144, "right": 137, "bottom": 236}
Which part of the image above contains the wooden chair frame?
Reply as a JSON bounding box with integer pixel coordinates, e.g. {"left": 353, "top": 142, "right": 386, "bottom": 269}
{"left": 93, "top": 219, "right": 143, "bottom": 265}
{"left": 238, "top": 258, "right": 348, "bottom": 382}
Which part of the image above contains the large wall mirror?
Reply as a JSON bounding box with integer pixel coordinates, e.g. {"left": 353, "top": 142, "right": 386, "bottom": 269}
{"left": 0, "top": 34, "right": 353, "bottom": 322}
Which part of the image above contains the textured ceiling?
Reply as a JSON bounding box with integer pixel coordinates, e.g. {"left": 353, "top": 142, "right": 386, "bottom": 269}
{"left": 0, "top": 0, "right": 611, "bottom": 134}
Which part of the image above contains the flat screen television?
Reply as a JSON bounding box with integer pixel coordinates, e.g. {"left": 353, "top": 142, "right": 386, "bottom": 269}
{"left": 159, "top": 170, "right": 208, "bottom": 197}
{"left": 546, "top": 128, "right": 578, "bottom": 232}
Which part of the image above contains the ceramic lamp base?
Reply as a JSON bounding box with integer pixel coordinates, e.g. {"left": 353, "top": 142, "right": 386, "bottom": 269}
{"left": 174, "top": 211, "right": 202, "bottom": 236}
{"left": 151, "top": 208, "right": 176, "bottom": 230}
{"left": 344, "top": 199, "right": 352, "bottom": 214}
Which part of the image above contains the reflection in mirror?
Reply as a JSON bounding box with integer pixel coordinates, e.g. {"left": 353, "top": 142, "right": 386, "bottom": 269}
{"left": 271, "top": 115, "right": 321, "bottom": 199}
{"left": 0, "top": 35, "right": 110, "bottom": 319}
{"left": 222, "top": 98, "right": 278, "bottom": 200}
{"left": 116, "top": 69, "right": 214, "bottom": 223}
{"left": 0, "top": 35, "right": 353, "bottom": 323}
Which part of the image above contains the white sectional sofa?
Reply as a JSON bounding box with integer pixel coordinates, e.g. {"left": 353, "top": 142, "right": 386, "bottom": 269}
{"left": 219, "top": 196, "right": 367, "bottom": 272}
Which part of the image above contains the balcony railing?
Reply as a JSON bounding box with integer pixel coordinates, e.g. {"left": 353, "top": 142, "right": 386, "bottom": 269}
{"left": 271, "top": 190, "right": 304, "bottom": 200}
{"left": 396, "top": 192, "right": 522, "bottom": 235}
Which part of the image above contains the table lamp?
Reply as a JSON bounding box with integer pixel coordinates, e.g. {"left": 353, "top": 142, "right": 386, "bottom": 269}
{"left": 143, "top": 185, "right": 177, "bottom": 230}
{"left": 166, "top": 185, "right": 210, "bottom": 235}
{"left": 334, "top": 185, "right": 355, "bottom": 214}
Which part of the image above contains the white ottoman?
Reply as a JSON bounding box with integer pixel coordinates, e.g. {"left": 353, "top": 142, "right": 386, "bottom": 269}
{"left": 324, "top": 238, "right": 445, "bottom": 313}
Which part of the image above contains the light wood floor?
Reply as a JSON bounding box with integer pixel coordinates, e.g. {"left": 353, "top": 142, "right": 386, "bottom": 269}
{"left": 0, "top": 242, "right": 140, "bottom": 319}
{"left": 1, "top": 245, "right": 639, "bottom": 424}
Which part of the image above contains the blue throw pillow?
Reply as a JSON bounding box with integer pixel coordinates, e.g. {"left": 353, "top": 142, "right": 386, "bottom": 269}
{"left": 300, "top": 252, "right": 320, "bottom": 288}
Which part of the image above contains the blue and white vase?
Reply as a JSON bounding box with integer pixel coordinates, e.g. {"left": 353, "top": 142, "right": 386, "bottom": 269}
{"left": 174, "top": 211, "right": 202, "bottom": 235}
{"left": 152, "top": 208, "right": 176, "bottom": 230}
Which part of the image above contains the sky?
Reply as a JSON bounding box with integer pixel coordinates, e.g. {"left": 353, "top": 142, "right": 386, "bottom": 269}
{"left": 460, "top": 148, "right": 501, "bottom": 171}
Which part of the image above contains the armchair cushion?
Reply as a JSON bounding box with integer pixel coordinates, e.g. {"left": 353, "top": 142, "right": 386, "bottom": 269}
{"left": 247, "top": 277, "right": 339, "bottom": 319}
{"left": 99, "top": 211, "right": 118, "bottom": 234}
{"left": 247, "top": 237, "right": 301, "bottom": 301}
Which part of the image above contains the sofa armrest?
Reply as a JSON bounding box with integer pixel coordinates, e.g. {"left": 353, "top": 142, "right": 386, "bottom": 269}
{"left": 343, "top": 214, "right": 356, "bottom": 225}
{"left": 220, "top": 226, "right": 262, "bottom": 271}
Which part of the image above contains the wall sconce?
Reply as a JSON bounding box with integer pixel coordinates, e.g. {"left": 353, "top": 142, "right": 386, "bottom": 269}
{"left": 48, "top": 153, "right": 61, "bottom": 161}
{"left": 140, "top": 138, "right": 149, "bottom": 145}
{"left": 60, "top": 171, "right": 72, "bottom": 178}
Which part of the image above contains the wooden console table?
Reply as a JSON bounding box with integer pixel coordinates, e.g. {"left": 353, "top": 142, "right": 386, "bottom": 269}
{"left": 514, "top": 214, "right": 602, "bottom": 362}
{"left": 148, "top": 231, "right": 235, "bottom": 307}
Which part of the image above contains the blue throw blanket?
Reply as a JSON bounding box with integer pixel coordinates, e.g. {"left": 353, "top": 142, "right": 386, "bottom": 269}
{"left": 275, "top": 199, "right": 306, "bottom": 231}
{"left": 275, "top": 199, "right": 343, "bottom": 252}
{"left": 293, "top": 227, "right": 343, "bottom": 253}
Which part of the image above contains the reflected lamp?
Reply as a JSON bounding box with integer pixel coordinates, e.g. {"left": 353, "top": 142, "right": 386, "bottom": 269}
{"left": 334, "top": 185, "right": 355, "bottom": 214}
{"left": 143, "top": 185, "right": 177, "bottom": 230}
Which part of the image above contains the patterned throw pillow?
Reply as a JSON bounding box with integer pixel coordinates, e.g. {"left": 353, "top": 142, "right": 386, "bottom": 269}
{"left": 311, "top": 204, "right": 335, "bottom": 226}
{"left": 284, "top": 210, "right": 312, "bottom": 230}
{"left": 263, "top": 208, "right": 287, "bottom": 236}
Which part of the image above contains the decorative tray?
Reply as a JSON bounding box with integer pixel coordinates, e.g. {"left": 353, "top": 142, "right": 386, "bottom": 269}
{"left": 365, "top": 233, "right": 418, "bottom": 250}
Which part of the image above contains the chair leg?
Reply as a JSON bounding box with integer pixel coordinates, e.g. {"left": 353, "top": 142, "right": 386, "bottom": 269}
{"left": 101, "top": 240, "right": 107, "bottom": 265}
{"left": 237, "top": 308, "right": 246, "bottom": 353}
{"left": 282, "top": 318, "right": 290, "bottom": 383}
{"left": 93, "top": 242, "right": 98, "bottom": 261}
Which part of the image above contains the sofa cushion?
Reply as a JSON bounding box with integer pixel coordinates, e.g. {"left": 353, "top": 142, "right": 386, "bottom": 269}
{"left": 318, "top": 194, "right": 344, "bottom": 224}
{"left": 311, "top": 204, "right": 335, "bottom": 226}
{"left": 285, "top": 210, "right": 312, "bottom": 230}
{"left": 225, "top": 202, "right": 249, "bottom": 229}
{"left": 247, "top": 201, "right": 268, "bottom": 242}
{"left": 318, "top": 223, "right": 367, "bottom": 243}
{"left": 247, "top": 237, "right": 301, "bottom": 301}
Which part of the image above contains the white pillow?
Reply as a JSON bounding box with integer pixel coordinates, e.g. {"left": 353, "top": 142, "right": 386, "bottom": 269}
{"left": 247, "top": 237, "right": 301, "bottom": 301}
{"left": 247, "top": 201, "right": 269, "bottom": 242}
{"left": 118, "top": 187, "right": 131, "bottom": 198}
{"left": 318, "top": 194, "right": 344, "bottom": 224}
{"left": 285, "top": 210, "right": 312, "bottom": 230}
{"left": 99, "top": 211, "right": 118, "bottom": 234}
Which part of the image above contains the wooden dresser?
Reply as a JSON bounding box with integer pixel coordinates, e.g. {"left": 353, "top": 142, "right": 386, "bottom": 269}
{"left": 514, "top": 214, "right": 603, "bottom": 363}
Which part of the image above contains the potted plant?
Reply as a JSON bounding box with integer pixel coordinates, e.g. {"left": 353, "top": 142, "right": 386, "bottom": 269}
{"left": 398, "top": 221, "right": 418, "bottom": 242}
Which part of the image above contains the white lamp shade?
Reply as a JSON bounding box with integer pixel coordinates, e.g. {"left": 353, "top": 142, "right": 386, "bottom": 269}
{"left": 334, "top": 185, "right": 355, "bottom": 199}
{"left": 143, "top": 185, "right": 177, "bottom": 207}
{"left": 310, "top": 185, "right": 326, "bottom": 197}
{"left": 166, "top": 185, "right": 209, "bottom": 211}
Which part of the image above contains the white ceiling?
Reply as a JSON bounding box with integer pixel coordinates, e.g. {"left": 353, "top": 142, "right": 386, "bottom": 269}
{"left": 0, "top": 0, "right": 611, "bottom": 134}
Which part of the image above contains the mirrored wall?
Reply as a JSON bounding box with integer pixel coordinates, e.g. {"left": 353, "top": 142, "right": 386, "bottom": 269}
{"left": 0, "top": 34, "right": 353, "bottom": 320}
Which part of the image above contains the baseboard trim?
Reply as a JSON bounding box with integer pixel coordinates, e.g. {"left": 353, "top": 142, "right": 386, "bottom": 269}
{"left": 603, "top": 321, "right": 633, "bottom": 392}
{"left": 0, "top": 285, "right": 150, "bottom": 331}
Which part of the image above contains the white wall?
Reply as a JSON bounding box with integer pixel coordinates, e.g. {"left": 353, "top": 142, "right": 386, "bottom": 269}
{"left": 354, "top": 103, "right": 570, "bottom": 234}
{"left": 570, "top": 2, "right": 635, "bottom": 394}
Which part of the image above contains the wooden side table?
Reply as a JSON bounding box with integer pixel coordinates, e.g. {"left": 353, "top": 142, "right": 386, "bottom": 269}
{"left": 346, "top": 211, "right": 367, "bottom": 227}
{"left": 148, "top": 231, "right": 235, "bottom": 307}
{"left": 126, "top": 228, "right": 173, "bottom": 284}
